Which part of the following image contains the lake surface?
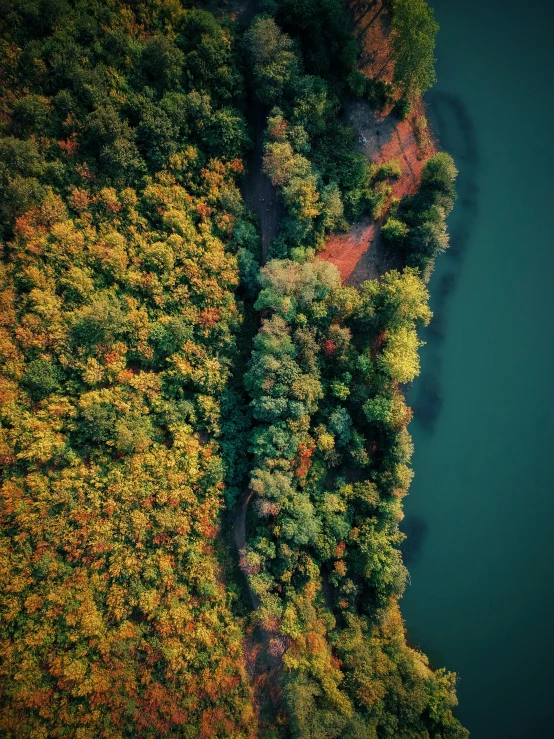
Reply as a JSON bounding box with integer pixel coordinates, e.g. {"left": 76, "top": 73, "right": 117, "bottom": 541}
{"left": 401, "top": 1, "right": 554, "bottom": 737}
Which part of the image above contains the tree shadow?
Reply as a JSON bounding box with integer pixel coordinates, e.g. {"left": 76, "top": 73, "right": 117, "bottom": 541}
{"left": 412, "top": 369, "right": 443, "bottom": 434}
{"left": 400, "top": 514, "right": 429, "bottom": 566}
{"left": 351, "top": 0, "right": 379, "bottom": 26}
{"left": 345, "top": 223, "right": 404, "bottom": 287}
{"left": 410, "top": 91, "right": 480, "bottom": 435}
{"left": 356, "top": 5, "right": 385, "bottom": 41}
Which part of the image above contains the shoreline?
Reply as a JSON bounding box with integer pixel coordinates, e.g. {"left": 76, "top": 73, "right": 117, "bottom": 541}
{"left": 318, "top": 0, "right": 438, "bottom": 284}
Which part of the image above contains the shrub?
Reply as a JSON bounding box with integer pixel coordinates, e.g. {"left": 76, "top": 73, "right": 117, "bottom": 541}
{"left": 375, "top": 159, "right": 403, "bottom": 180}
{"left": 415, "top": 115, "right": 431, "bottom": 152}
{"left": 393, "top": 96, "right": 411, "bottom": 120}
{"left": 347, "top": 70, "right": 369, "bottom": 98}
{"left": 366, "top": 77, "right": 395, "bottom": 110}
{"left": 382, "top": 217, "right": 409, "bottom": 243}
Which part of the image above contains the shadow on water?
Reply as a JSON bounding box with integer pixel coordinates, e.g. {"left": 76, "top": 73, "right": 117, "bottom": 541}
{"left": 400, "top": 514, "right": 429, "bottom": 565}
{"left": 411, "top": 92, "right": 480, "bottom": 434}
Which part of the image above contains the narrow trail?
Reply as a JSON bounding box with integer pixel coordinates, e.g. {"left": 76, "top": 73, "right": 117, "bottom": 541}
{"left": 233, "top": 483, "right": 287, "bottom": 673}
{"left": 234, "top": 488, "right": 259, "bottom": 611}
{"left": 241, "top": 102, "right": 283, "bottom": 262}
{"left": 235, "top": 83, "right": 281, "bottom": 619}
{"left": 233, "top": 484, "right": 285, "bottom": 724}
{"left": 235, "top": 94, "right": 279, "bottom": 612}
{"left": 235, "top": 80, "right": 286, "bottom": 724}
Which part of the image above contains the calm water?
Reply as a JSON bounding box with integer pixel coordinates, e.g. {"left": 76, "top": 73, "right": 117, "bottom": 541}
{"left": 402, "top": 1, "right": 554, "bottom": 737}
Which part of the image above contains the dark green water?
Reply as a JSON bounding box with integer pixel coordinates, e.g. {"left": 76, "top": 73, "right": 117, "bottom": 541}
{"left": 401, "top": 1, "right": 554, "bottom": 737}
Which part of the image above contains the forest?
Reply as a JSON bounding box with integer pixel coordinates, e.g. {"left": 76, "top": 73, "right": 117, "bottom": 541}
{"left": 0, "top": 0, "right": 467, "bottom": 737}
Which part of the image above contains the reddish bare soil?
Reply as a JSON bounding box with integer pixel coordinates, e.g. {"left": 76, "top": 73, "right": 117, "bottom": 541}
{"left": 318, "top": 0, "right": 436, "bottom": 286}
{"left": 351, "top": 98, "right": 435, "bottom": 199}
{"left": 352, "top": 0, "right": 394, "bottom": 83}
{"left": 321, "top": 220, "right": 378, "bottom": 280}
{"left": 318, "top": 98, "right": 435, "bottom": 286}
{"left": 320, "top": 219, "right": 405, "bottom": 287}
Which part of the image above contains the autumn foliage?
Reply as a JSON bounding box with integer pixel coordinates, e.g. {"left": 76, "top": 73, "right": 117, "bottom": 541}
{"left": 0, "top": 1, "right": 256, "bottom": 736}
{"left": 0, "top": 0, "right": 465, "bottom": 737}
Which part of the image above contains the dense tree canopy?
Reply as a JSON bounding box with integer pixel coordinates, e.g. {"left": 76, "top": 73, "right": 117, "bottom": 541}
{"left": 242, "top": 259, "right": 467, "bottom": 737}
{"left": 391, "top": 0, "right": 439, "bottom": 97}
{"left": 0, "top": 0, "right": 466, "bottom": 736}
{"left": 0, "top": 2, "right": 258, "bottom": 736}
{"left": 382, "top": 153, "right": 458, "bottom": 277}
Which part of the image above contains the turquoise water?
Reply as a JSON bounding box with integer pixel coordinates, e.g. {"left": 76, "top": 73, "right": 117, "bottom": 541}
{"left": 401, "top": 1, "right": 554, "bottom": 737}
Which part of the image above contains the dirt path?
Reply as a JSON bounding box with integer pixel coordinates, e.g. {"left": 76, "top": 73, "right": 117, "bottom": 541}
{"left": 234, "top": 486, "right": 285, "bottom": 726}
{"left": 234, "top": 490, "right": 285, "bottom": 670}
{"left": 234, "top": 489, "right": 259, "bottom": 610}
{"left": 202, "top": 0, "right": 282, "bottom": 261}
{"left": 241, "top": 102, "right": 283, "bottom": 263}
{"left": 226, "top": 7, "right": 285, "bottom": 718}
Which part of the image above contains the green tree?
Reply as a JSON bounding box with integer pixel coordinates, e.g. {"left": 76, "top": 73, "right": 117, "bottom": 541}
{"left": 420, "top": 151, "right": 458, "bottom": 202}
{"left": 140, "top": 35, "right": 184, "bottom": 92}
{"left": 391, "top": 0, "right": 439, "bottom": 97}
{"left": 382, "top": 217, "right": 409, "bottom": 244}
{"left": 10, "top": 94, "right": 51, "bottom": 137}
{"left": 244, "top": 17, "right": 298, "bottom": 105}
{"left": 22, "top": 359, "right": 61, "bottom": 400}
{"left": 374, "top": 268, "right": 432, "bottom": 330}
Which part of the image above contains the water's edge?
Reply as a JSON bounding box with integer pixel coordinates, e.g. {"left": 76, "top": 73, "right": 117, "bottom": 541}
{"left": 401, "top": 2, "right": 554, "bottom": 737}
